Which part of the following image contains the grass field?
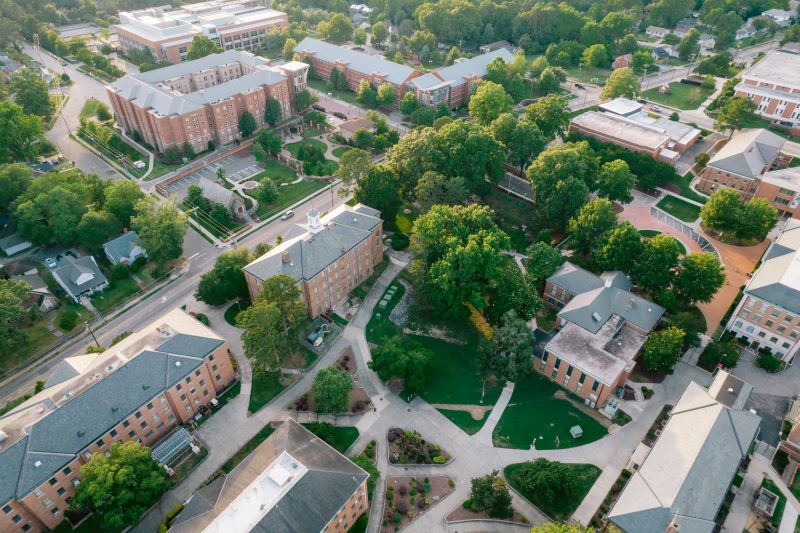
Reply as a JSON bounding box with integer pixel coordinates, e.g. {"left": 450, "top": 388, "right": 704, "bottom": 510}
{"left": 505, "top": 462, "right": 602, "bottom": 520}
{"left": 91, "top": 276, "right": 141, "bottom": 315}
{"left": 302, "top": 423, "right": 360, "bottom": 453}
{"left": 484, "top": 189, "right": 534, "bottom": 252}
{"left": 0, "top": 322, "right": 57, "bottom": 379}
{"left": 438, "top": 408, "right": 491, "bottom": 435}
{"left": 245, "top": 173, "right": 329, "bottom": 220}
{"left": 332, "top": 146, "right": 348, "bottom": 158}
{"left": 642, "top": 83, "right": 713, "bottom": 110}
{"left": 248, "top": 370, "right": 291, "bottom": 414}
{"left": 656, "top": 194, "right": 701, "bottom": 222}
{"left": 492, "top": 373, "right": 607, "bottom": 450}
{"left": 564, "top": 66, "right": 612, "bottom": 85}
{"left": 308, "top": 78, "right": 360, "bottom": 105}
{"left": 662, "top": 172, "right": 707, "bottom": 204}
{"left": 285, "top": 139, "right": 328, "bottom": 158}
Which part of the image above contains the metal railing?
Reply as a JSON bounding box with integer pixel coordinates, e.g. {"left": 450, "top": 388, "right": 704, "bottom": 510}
{"left": 649, "top": 205, "right": 720, "bottom": 260}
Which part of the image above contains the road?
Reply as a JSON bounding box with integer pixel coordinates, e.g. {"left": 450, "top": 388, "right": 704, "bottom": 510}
{"left": 0, "top": 182, "right": 347, "bottom": 404}
{"left": 21, "top": 41, "right": 121, "bottom": 180}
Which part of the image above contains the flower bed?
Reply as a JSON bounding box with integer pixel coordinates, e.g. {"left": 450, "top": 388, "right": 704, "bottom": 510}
{"left": 381, "top": 476, "right": 454, "bottom": 532}
{"left": 387, "top": 428, "right": 450, "bottom": 465}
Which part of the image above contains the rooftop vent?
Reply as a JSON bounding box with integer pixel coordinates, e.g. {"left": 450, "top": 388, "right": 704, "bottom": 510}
{"left": 282, "top": 250, "right": 290, "bottom": 263}
{"left": 592, "top": 312, "right": 602, "bottom": 322}
{"left": 175, "top": 361, "right": 182, "bottom": 367}
{"left": 34, "top": 460, "right": 42, "bottom": 468}
{"left": 111, "top": 407, "right": 118, "bottom": 413}
{"left": 728, "top": 387, "right": 735, "bottom": 393}
{"left": 77, "top": 431, "right": 85, "bottom": 438}
{"left": 143, "top": 384, "right": 150, "bottom": 390}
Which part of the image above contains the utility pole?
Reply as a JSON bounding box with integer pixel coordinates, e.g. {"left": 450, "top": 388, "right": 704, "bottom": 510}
{"left": 85, "top": 321, "right": 100, "bottom": 348}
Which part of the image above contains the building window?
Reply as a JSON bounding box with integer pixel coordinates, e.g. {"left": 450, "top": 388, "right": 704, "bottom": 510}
{"left": 2, "top": 505, "right": 11, "bottom": 514}
{"left": 735, "top": 321, "right": 743, "bottom": 328}
{"left": 52, "top": 507, "right": 61, "bottom": 516}
{"left": 49, "top": 477, "right": 57, "bottom": 486}
{"left": 43, "top": 499, "right": 52, "bottom": 508}
{"left": 34, "top": 488, "right": 44, "bottom": 497}
{"left": 22, "top": 524, "right": 31, "bottom": 532}
{"left": 141, "top": 421, "right": 148, "bottom": 429}
{"left": 62, "top": 467, "right": 72, "bottom": 476}
{"left": 110, "top": 429, "right": 117, "bottom": 438}
{"left": 57, "top": 487, "right": 66, "bottom": 496}
{"left": 176, "top": 384, "right": 182, "bottom": 391}
{"left": 96, "top": 439, "right": 105, "bottom": 448}
{"left": 129, "top": 430, "right": 136, "bottom": 438}
{"left": 12, "top": 515, "right": 21, "bottom": 524}
{"left": 766, "top": 320, "right": 774, "bottom": 327}
{"left": 180, "top": 394, "right": 187, "bottom": 401}
{"left": 741, "top": 310, "right": 750, "bottom": 318}
{"left": 757, "top": 331, "right": 766, "bottom": 338}
{"left": 123, "top": 420, "right": 130, "bottom": 428}
{"left": 135, "top": 411, "right": 142, "bottom": 419}
{"left": 592, "top": 381, "right": 599, "bottom": 392}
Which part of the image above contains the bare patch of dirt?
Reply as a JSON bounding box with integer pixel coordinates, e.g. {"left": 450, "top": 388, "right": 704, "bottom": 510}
{"left": 430, "top": 403, "right": 492, "bottom": 420}
{"left": 402, "top": 326, "right": 466, "bottom": 345}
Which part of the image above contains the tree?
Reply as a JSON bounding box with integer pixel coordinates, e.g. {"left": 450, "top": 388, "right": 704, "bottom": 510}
{"left": 738, "top": 198, "right": 778, "bottom": 242}
{"left": 468, "top": 81, "right": 512, "bottom": 125}
{"left": 596, "top": 221, "right": 643, "bottom": 273}
{"left": 538, "top": 66, "right": 564, "bottom": 94}
{"left": 77, "top": 210, "right": 121, "bottom": 252}
{"left": 597, "top": 159, "right": 636, "bottom": 203}
{"left": 15, "top": 186, "right": 87, "bottom": 246}
{"left": 632, "top": 49, "right": 656, "bottom": 75}
{"left": 356, "top": 79, "right": 378, "bottom": 107}
{"left": 283, "top": 37, "right": 297, "bottom": 60}
{"left": 195, "top": 248, "right": 251, "bottom": 306}
{"left": 582, "top": 44, "right": 609, "bottom": 68}
{"left": 319, "top": 13, "right": 354, "bottom": 43}
{"left": 527, "top": 141, "right": 598, "bottom": 204}
{"left": 507, "top": 459, "right": 576, "bottom": 508}
{"left": 0, "top": 101, "right": 44, "bottom": 163}
{"left": 264, "top": 97, "right": 283, "bottom": 126}
{"left": 71, "top": 441, "right": 170, "bottom": 531}
{"left": 715, "top": 96, "right": 757, "bottom": 138}
{"left": 334, "top": 148, "right": 371, "bottom": 197}
{"left": 354, "top": 164, "right": 401, "bottom": 222}
{"left": 313, "top": 367, "right": 352, "bottom": 413}
{"left": 372, "top": 22, "right": 388, "bottom": 44}
{"left": 525, "top": 242, "right": 565, "bottom": 280}
{"left": 531, "top": 523, "right": 593, "bottom": 533}
{"left": 479, "top": 311, "right": 534, "bottom": 382}
{"left": 524, "top": 95, "right": 570, "bottom": 141}
{"left": 412, "top": 204, "right": 510, "bottom": 315}
{"left": 256, "top": 176, "right": 278, "bottom": 204}
{"left": 238, "top": 110, "right": 257, "bottom": 138}
{"left": 400, "top": 92, "right": 418, "bottom": 115}
{"left": 485, "top": 262, "right": 542, "bottom": 323}
{"left": 490, "top": 113, "right": 546, "bottom": 172}
{"left": 677, "top": 28, "right": 701, "bottom": 60}
{"left": 352, "top": 128, "right": 375, "bottom": 149}
{"left": 632, "top": 234, "right": 683, "bottom": 292}
{"left": 256, "top": 129, "right": 282, "bottom": 156}
{"left": 9, "top": 69, "right": 53, "bottom": 118}
{"left": 700, "top": 188, "right": 741, "bottom": 233}
{"left": 414, "top": 171, "right": 467, "bottom": 211}
{"left": 130, "top": 197, "right": 187, "bottom": 266}
{"left": 0, "top": 164, "right": 32, "bottom": 214}
{"left": 104, "top": 180, "right": 145, "bottom": 228}
{"left": 674, "top": 252, "right": 725, "bottom": 303}
{"left": 354, "top": 27, "right": 367, "bottom": 45}
{"left": 369, "top": 336, "right": 433, "bottom": 395}
{"left": 185, "top": 184, "right": 209, "bottom": 212}
{"left": 468, "top": 471, "right": 512, "bottom": 518}
{"left": 376, "top": 83, "right": 395, "bottom": 106}
{"left": 568, "top": 198, "right": 618, "bottom": 254}
{"left": 0, "top": 278, "right": 30, "bottom": 351}
{"left": 601, "top": 67, "right": 639, "bottom": 100}
{"left": 186, "top": 35, "right": 222, "bottom": 60}
{"left": 695, "top": 152, "right": 710, "bottom": 169}
{"left": 641, "top": 326, "right": 686, "bottom": 373}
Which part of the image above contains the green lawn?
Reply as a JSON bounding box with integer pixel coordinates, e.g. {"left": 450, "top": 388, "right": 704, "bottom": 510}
{"left": 308, "top": 78, "right": 360, "bottom": 105}
{"left": 285, "top": 139, "right": 327, "bottom": 158}
{"left": 146, "top": 159, "right": 182, "bottom": 181}
{"left": 220, "top": 424, "right": 275, "bottom": 474}
{"left": 642, "top": 82, "right": 713, "bottom": 110}
{"left": 332, "top": 146, "right": 349, "bottom": 158}
{"left": 302, "top": 423, "right": 360, "bottom": 453}
{"left": 536, "top": 306, "right": 558, "bottom": 333}
{"left": 662, "top": 172, "right": 708, "bottom": 204}
{"left": 244, "top": 164, "right": 329, "bottom": 220}
{"left": 79, "top": 98, "right": 103, "bottom": 119}
{"left": 789, "top": 157, "right": 800, "bottom": 168}
{"left": 492, "top": 373, "right": 608, "bottom": 450}
{"left": 639, "top": 229, "right": 662, "bottom": 238}
{"left": 248, "top": 370, "right": 289, "bottom": 414}
{"left": 564, "top": 66, "right": 612, "bottom": 85}
{"left": 257, "top": 159, "right": 299, "bottom": 184}
{"left": 1, "top": 321, "right": 57, "bottom": 380}
{"left": 790, "top": 471, "right": 800, "bottom": 501}
{"left": 438, "top": 408, "right": 490, "bottom": 435}
{"left": 505, "top": 462, "right": 602, "bottom": 520}
{"left": 656, "top": 194, "right": 701, "bottom": 222}
{"left": 91, "top": 277, "right": 141, "bottom": 315}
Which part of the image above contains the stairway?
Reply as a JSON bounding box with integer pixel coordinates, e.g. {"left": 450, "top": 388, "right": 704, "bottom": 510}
{"left": 755, "top": 440, "right": 777, "bottom": 462}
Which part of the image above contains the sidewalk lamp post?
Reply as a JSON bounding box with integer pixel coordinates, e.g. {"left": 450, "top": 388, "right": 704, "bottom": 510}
{"left": 85, "top": 321, "right": 100, "bottom": 348}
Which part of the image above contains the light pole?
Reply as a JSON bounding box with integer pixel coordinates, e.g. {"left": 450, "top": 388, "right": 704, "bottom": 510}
{"left": 85, "top": 321, "right": 100, "bottom": 349}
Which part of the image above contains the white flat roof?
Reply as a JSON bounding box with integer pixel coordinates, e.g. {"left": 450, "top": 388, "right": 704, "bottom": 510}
{"left": 598, "top": 97, "right": 643, "bottom": 116}
{"left": 741, "top": 50, "right": 800, "bottom": 90}
{"left": 572, "top": 111, "right": 670, "bottom": 151}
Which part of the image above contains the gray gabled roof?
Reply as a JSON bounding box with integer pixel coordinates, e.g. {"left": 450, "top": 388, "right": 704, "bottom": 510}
{"left": 295, "top": 37, "right": 417, "bottom": 84}
{"left": 0, "top": 438, "right": 27, "bottom": 506}
{"left": 745, "top": 219, "right": 800, "bottom": 313}
{"left": 51, "top": 256, "right": 107, "bottom": 299}
{"left": 609, "top": 381, "right": 760, "bottom": 533}
{"left": 103, "top": 231, "right": 140, "bottom": 264}
{"left": 547, "top": 262, "right": 605, "bottom": 295}
{"left": 559, "top": 285, "right": 665, "bottom": 334}
{"left": 157, "top": 333, "right": 224, "bottom": 358}
{"left": 412, "top": 48, "right": 514, "bottom": 90}
{"left": 707, "top": 128, "right": 785, "bottom": 179}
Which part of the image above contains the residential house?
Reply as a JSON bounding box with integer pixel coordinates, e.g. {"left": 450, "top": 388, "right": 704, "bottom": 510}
{"left": 12, "top": 273, "right": 59, "bottom": 313}
{"left": 335, "top": 116, "right": 376, "bottom": 142}
{"left": 168, "top": 418, "right": 369, "bottom": 532}
{"left": 609, "top": 380, "right": 760, "bottom": 533}
{"left": 479, "top": 40, "right": 514, "bottom": 54}
{"left": 736, "top": 18, "right": 758, "bottom": 40}
{"left": 244, "top": 204, "right": 384, "bottom": 318}
{"left": 612, "top": 54, "right": 633, "bottom": 69}
{"left": 197, "top": 177, "right": 246, "bottom": 219}
{"left": 725, "top": 218, "right": 800, "bottom": 362}
{"left": 735, "top": 50, "right": 800, "bottom": 135}
{"left": 673, "top": 19, "right": 698, "bottom": 38}
{"left": 699, "top": 33, "right": 717, "bottom": 53}
{"left": 103, "top": 231, "right": 147, "bottom": 265}
{"left": 652, "top": 45, "right": 679, "bottom": 62}
{"left": 762, "top": 8, "right": 794, "bottom": 26}
{"left": 646, "top": 25, "right": 670, "bottom": 39}
{"left": 536, "top": 262, "right": 665, "bottom": 410}
{"left": 0, "top": 309, "right": 236, "bottom": 533}
{"left": 0, "top": 234, "right": 32, "bottom": 256}
{"left": 50, "top": 256, "right": 109, "bottom": 303}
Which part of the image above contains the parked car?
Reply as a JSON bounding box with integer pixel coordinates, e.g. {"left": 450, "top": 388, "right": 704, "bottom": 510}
{"left": 280, "top": 210, "right": 295, "bottom": 221}
{"left": 312, "top": 104, "right": 326, "bottom": 112}
{"left": 575, "top": 83, "right": 586, "bottom": 89}
{"left": 651, "top": 105, "right": 663, "bottom": 113}
{"left": 44, "top": 257, "right": 57, "bottom": 269}
{"left": 332, "top": 111, "right": 348, "bottom": 120}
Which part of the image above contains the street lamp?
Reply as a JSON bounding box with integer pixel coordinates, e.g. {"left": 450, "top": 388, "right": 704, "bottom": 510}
{"left": 85, "top": 321, "right": 100, "bottom": 349}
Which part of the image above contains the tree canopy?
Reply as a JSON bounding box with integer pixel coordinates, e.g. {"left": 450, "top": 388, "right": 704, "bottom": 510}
{"left": 313, "top": 367, "right": 352, "bottom": 413}
{"left": 601, "top": 67, "right": 639, "bottom": 100}
{"left": 186, "top": 35, "right": 222, "bottom": 60}
{"left": 195, "top": 248, "right": 252, "bottom": 306}
{"left": 674, "top": 252, "right": 726, "bottom": 303}
{"left": 524, "top": 95, "right": 570, "bottom": 141}
{"left": 130, "top": 197, "right": 187, "bottom": 266}
{"left": 468, "top": 471, "right": 512, "bottom": 518}
{"left": 700, "top": 189, "right": 778, "bottom": 242}
{"left": 567, "top": 198, "right": 618, "bottom": 254}
{"left": 354, "top": 164, "right": 402, "bottom": 223}
{"left": 468, "top": 81, "right": 513, "bottom": 125}
{"left": 641, "top": 326, "right": 686, "bottom": 373}
{"left": 368, "top": 336, "right": 433, "bottom": 396}
{"left": 479, "top": 311, "right": 534, "bottom": 382}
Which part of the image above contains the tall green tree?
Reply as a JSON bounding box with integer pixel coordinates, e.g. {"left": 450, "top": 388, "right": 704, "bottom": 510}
{"left": 0, "top": 163, "right": 32, "bottom": 214}
{"left": 376, "top": 83, "right": 395, "bottom": 106}
{"left": 238, "top": 110, "right": 257, "bottom": 138}
{"left": 77, "top": 210, "right": 121, "bottom": 252}
{"left": 334, "top": 148, "right": 371, "bottom": 197}
{"left": 674, "top": 252, "right": 725, "bottom": 303}
{"left": 490, "top": 113, "right": 546, "bottom": 172}
{"left": 372, "top": 22, "right": 388, "bottom": 44}
{"left": 313, "top": 367, "right": 352, "bottom": 413}
{"left": 186, "top": 35, "right": 222, "bottom": 60}
{"left": 195, "top": 248, "right": 252, "bottom": 306}
{"left": 485, "top": 262, "right": 542, "bottom": 323}
{"left": 104, "top": 180, "right": 145, "bottom": 228}
{"left": 15, "top": 186, "right": 87, "bottom": 246}
{"left": 677, "top": 28, "right": 701, "bottom": 60}
{"left": 641, "top": 326, "right": 686, "bottom": 373}
{"left": 0, "top": 278, "right": 30, "bottom": 351}
{"left": 318, "top": 13, "right": 354, "bottom": 43}
{"left": 567, "top": 198, "right": 618, "bottom": 254}
{"left": 738, "top": 198, "right": 778, "bottom": 241}
{"left": 368, "top": 336, "right": 433, "bottom": 396}
{"left": 601, "top": 67, "right": 639, "bottom": 100}
{"left": 0, "top": 101, "right": 44, "bottom": 163}
{"left": 400, "top": 92, "right": 418, "bottom": 115}
{"left": 596, "top": 220, "right": 643, "bottom": 273}
{"left": 597, "top": 159, "right": 636, "bottom": 203}
{"left": 130, "top": 197, "right": 187, "bottom": 266}
{"left": 468, "top": 81, "right": 513, "bottom": 125}
{"left": 524, "top": 94, "right": 570, "bottom": 140}
{"left": 283, "top": 38, "right": 297, "bottom": 60}
{"left": 414, "top": 171, "right": 467, "bottom": 211}
{"left": 525, "top": 242, "right": 565, "bottom": 280}
{"left": 478, "top": 311, "right": 534, "bottom": 382}
{"left": 256, "top": 176, "right": 278, "bottom": 204}
{"left": 700, "top": 188, "right": 741, "bottom": 233}
{"left": 256, "top": 129, "right": 282, "bottom": 156}
{"left": 468, "top": 471, "right": 512, "bottom": 518}
{"left": 631, "top": 234, "right": 683, "bottom": 292}
{"left": 715, "top": 96, "right": 757, "bottom": 138}
{"left": 264, "top": 97, "right": 283, "bottom": 126}
{"left": 506, "top": 459, "right": 576, "bottom": 508}
{"left": 9, "top": 69, "right": 53, "bottom": 118}
{"left": 71, "top": 441, "right": 170, "bottom": 531}
{"left": 354, "top": 164, "right": 401, "bottom": 223}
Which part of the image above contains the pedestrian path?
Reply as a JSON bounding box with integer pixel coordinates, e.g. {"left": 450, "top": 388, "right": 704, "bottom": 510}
{"left": 473, "top": 382, "right": 514, "bottom": 446}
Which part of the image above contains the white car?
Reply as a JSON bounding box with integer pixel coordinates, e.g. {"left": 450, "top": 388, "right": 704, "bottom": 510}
{"left": 44, "top": 257, "right": 57, "bottom": 269}
{"left": 280, "top": 210, "right": 295, "bottom": 221}
{"left": 651, "top": 105, "right": 663, "bottom": 113}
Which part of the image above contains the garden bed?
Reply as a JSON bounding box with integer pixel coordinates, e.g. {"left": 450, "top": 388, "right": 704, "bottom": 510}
{"left": 387, "top": 428, "right": 450, "bottom": 465}
{"left": 591, "top": 468, "right": 633, "bottom": 526}
{"left": 446, "top": 502, "right": 530, "bottom": 525}
{"left": 643, "top": 404, "right": 673, "bottom": 447}
{"left": 381, "top": 476, "right": 454, "bottom": 532}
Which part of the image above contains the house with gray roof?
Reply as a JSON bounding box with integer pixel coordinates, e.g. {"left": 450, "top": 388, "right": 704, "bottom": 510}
{"left": 51, "top": 255, "right": 109, "bottom": 303}
{"left": 169, "top": 418, "right": 369, "bottom": 532}
{"left": 609, "top": 380, "right": 760, "bottom": 533}
{"left": 244, "top": 204, "right": 384, "bottom": 318}
{"left": 103, "top": 231, "right": 147, "bottom": 265}
{"left": 725, "top": 218, "right": 800, "bottom": 362}
{"left": 197, "top": 177, "right": 246, "bottom": 218}
{"left": 537, "top": 262, "right": 665, "bottom": 411}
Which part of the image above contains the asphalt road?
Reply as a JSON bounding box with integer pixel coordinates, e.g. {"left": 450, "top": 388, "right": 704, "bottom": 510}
{"left": 0, "top": 181, "right": 347, "bottom": 404}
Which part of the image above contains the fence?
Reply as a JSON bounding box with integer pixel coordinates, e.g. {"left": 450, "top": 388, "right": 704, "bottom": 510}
{"left": 649, "top": 205, "right": 720, "bottom": 260}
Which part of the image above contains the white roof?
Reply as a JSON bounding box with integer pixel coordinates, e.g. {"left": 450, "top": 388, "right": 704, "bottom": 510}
{"left": 598, "top": 97, "right": 643, "bottom": 116}
{"left": 740, "top": 50, "right": 800, "bottom": 90}
{"left": 295, "top": 37, "right": 416, "bottom": 84}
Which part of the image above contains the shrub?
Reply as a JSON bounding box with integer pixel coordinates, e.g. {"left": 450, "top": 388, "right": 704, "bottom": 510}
{"left": 774, "top": 450, "right": 790, "bottom": 474}
{"left": 393, "top": 513, "right": 402, "bottom": 523}
{"left": 398, "top": 484, "right": 407, "bottom": 496}
{"left": 386, "top": 488, "right": 394, "bottom": 500}
{"left": 59, "top": 308, "right": 79, "bottom": 331}
{"left": 111, "top": 262, "right": 130, "bottom": 280}
{"left": 462, "top": 499, "right": 472, "bottom": 509}
{"left": 758, "top": 353, "right": 783, "bottom": 373}
{"left": 391, "top": 232, "right": 409, "bottom": 250}
{"left": 396, "top": 501, "right": 408, "bottom": 514}
{"left": 34, "top": 381, "right": 45, "bottom": 393}
{"left": 194, "top": 313, "right": 210, "bottom": 326}
{"left": 433, "top": 455, "right": 448, "bottom": 464}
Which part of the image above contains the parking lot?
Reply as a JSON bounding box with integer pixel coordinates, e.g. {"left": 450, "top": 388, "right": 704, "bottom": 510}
{"left": 161, "top": 153, "right": 262, "bottom": 200}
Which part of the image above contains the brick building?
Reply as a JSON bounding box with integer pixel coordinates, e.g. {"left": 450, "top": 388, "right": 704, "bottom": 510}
{"left": 696, "top": 128, "right": 800, "bottom": 217}
{"left": 735, "top": 50, "right": 800, "bottom": 135}
{"left": 115, "top": 0, "right": 288, "bottom": 64}
{"left": 107, "top": 50, "right": 308, "bottom": 152}
{"left": 0, "top": 309, "right": 236, "bottom": 533}
{"left": 537, "top": 262, "right": 665, "bottom": 410}
{"left": 168, "top": 418, "right": 368, "bottom": 532}
{"left": 244, "top": 204, "right": 384, "bottom": 318}
{"left": 725, "top": 218, "right": 800, "bottom": 362}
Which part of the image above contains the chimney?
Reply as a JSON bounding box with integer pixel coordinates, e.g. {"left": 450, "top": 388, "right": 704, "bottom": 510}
{"left": 282, "top": 250, "right": 290, "bottom": 263}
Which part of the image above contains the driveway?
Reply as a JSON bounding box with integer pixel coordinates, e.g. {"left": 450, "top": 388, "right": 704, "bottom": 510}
{"left": 744, "top": 391, "right": 791, "bottom": 446}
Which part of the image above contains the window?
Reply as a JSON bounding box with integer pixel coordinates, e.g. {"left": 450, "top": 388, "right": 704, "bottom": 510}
{"left": 128, "top": 430, "right": 136, "bottom": 438}
{"left": 785, "top": 315, "right": 794, "bottom": 323}
{"left": 156, "top": 421, "right": 164, "bottom": 429}
{"left": 783, "top": 342, "right": 791, "bottom": 349}
{"left": 168, "top": 414, "right": 175, "bottom": 422}
{"left": 791, "top": 331, "right": 798, "bottom": 339}
{"left": 43, "top": 498, "right": 52, "bottom": 508}
{"left": 141, "top": 421, "right": 148, "bottom": 429}
{"left": 110, "top": 429, "right": 117, "bottom": 438}
{"left": 180, "top": 394, "right": 187, "bottom": 401}
{"left": 72, "top": 478, "right": 80, "bottom": 487}
{"left": 57, "top": 487, "right": 66, "bottom": 496}
{"left": 592, "top": 381, "right": 599, "bottom": 392}
{"left": 203, "top": 390, "right": 209, "bottom": 397}
{"left": 735, "top": 321, "right": 743, "bottom": 328}
{"left": 199, "top": 379, "right": 205, "bottom": 387}
{"left": 757, "top": 331, "right": 766, "bottom": 338}
{"left": 2, "top": 504, "right": 11, "bottom": 514}
{"left": 145, "top": 431, "right": 153, "bottom": 439}
{"left": 195, "top": 370, "right": 201, "bottom": 377}
{"left": 771, "top": 309, "right": 781, "bottom": 317}
{"left": 62, "top": 467, "right": 72, "bottom": 476}
{"left": 12, "top": 515, "right": 21, "bottom": 524}
{"left": 176, "top": 384, "right": 182, "bottom": 391}
{"left": 766, "top": 320, "right": 774, "bottom": 327}
{"left": 760, "top": 302, "right": 769, "bottom": 312}
{"left": 753, "top": 315, "right": 762, "bottom": 324}
{"left": 186, "top": 376, "right": 192, "bottom": 384}
{"left": 96, "top": 439, "right": 105, "bottom": 448}
{"left": 34, "top": 488, "right": 43, "bottom": 497}
{"left": 741, "top": 310, "right": 750, "bottom": 319}
{"left": 49, "top": 477, "right": 57, "bottom": 486}
{"left": 135, "top": 411, "right": 142, "bottom": 419}
{"left": 52, "top": 507, "right": 61, "bottom": 516}
{"left": 147, "top": 402, "right": 153, "bottom": 410}
{"left": 123, "top": 420, "right": 130, "bottom": 428}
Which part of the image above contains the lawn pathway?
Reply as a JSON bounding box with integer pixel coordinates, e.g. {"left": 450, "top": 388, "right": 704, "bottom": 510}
{"left": 473, "top": 382, "right": 514, "bottom": 446}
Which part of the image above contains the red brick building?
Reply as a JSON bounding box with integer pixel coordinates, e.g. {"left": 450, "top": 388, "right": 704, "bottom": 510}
{"left": 0, "top": 310, "right": 236, "bottom": 533}
{"left": 106, "top": 50, "right": 308, "bottom": 152}
{"left": 735, "top": 50, "right": 800, "bottom": 136}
